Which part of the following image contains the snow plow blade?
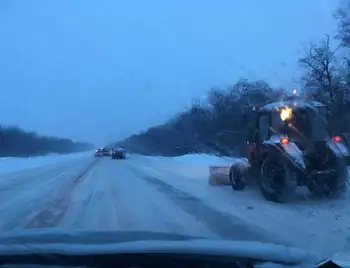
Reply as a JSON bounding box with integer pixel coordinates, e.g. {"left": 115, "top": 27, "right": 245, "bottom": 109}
{"left": 208, "top": 165, "right": 231, "bottom": 185}
{"left": 209, "top": 159, "right": 250, "bottom": 186}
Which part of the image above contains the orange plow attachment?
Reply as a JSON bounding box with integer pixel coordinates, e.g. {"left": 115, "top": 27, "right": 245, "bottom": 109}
{"left": 208, "top": 160, "right": 250, "bottom": 186}
{"left": 208, "top": 165, "right": 231, "bottom": 185}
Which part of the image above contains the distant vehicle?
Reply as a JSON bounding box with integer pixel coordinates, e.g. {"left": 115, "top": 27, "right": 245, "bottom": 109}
{"left": 111, "top": 146, "right": 126, "bottom": 159}
{"left": 95, "top": 147, "right": 111, "bottom": 157}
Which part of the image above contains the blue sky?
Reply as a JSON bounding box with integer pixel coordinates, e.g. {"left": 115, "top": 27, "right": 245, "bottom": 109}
{"left": 0, "top": 0, "right": 339, "bottom": 145}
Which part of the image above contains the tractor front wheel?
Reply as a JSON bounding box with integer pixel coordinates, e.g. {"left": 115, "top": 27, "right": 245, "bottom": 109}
{"left": 260, "top": 158, "right": 286, "bottom": 203}
{"left": 229, "top": 166, "right": 246, "bottom": 191}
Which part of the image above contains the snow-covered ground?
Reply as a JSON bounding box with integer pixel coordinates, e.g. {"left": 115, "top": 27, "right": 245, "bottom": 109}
{"left": 0, "top": 152, "right": 347, "bottom": 261}
{"left": 0, "top": 151, "right": 94, "bottom": 175}
{"left": 131, "top": 153, "right": 350, "bottom": 259}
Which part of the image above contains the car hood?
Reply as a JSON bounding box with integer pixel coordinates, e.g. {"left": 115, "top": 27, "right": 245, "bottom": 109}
{"left": 0, "top": 229, "right": 207, "bottom": 244}
{"left": 318, "top": 248, "right": 350, "bottom": 267}
{"left": 0, "top": 229, "right": 317, "bottom": 265}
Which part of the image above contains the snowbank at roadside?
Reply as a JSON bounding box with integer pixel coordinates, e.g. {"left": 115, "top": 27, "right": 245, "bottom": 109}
{"left": 132, "top": 153, "right": 247, "bottom": 168}
{"left": 133, "top": 153, "right": 248, "bottom": 179}
{"left": 0, "top": 151, "right": 94, "bottom": 175}
{"left": 171, "top": 153, "right": 247, "bottom": 166}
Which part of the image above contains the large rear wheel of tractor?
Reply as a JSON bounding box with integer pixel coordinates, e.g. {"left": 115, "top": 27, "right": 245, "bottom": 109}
{"left": 260, "top": 158, "right": 286, "bottom": 203}
{"left": 308, "top": 162, "right": 347, "bottom": 198}
{"left": 229, "top": 166, "right": 245, "bottom": 191}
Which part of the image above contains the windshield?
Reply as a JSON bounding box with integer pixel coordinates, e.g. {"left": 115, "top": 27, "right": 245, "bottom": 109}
{"left": 1, "top": 1, "right": 350, "bottom": 266}
{"left": 271, "top": 108, "right": 330, "bottom": 141}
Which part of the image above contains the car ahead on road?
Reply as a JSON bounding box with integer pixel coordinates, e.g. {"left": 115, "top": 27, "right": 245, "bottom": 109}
{"left": 111, "top": 146, "right": 126, "bottom": 159}
{"left": 95, "top": 147, "right": 111, "bottom": 157}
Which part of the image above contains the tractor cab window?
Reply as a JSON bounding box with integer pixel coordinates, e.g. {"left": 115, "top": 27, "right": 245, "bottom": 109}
{"left": 271, "top": 108, "right": 329, "bottom": 141}
{"left": 258, "top": 115, "right": 269, "bottom": 141}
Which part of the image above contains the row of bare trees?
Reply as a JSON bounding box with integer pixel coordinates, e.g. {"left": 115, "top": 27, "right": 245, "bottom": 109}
{"left": 0, "top": 125, "right": 93, "bottom": 157}
{"left": 121, "top": 80, "right": 284, "bottom": 156}
{"left": 120, "top": 1, "right": 350, "bottom": 156}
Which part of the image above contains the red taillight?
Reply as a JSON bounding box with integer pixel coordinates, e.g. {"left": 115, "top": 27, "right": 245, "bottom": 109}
{"left": 280, "top": 137, "right": 289, "bottom": 144}
{"left": 333, "top": 136, "right": 342, "bottom": 142}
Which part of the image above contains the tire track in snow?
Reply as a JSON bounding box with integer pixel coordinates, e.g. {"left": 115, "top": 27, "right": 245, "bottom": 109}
{"left": 107, "top": 162, "right": 217, "bottom": 236}
{"left": 135, "top": 172, "right": 285, "bottom": 244}
{"left": 23, "top": 158, "right": 99, "bottom": 229}
{"left": 57, "top": 162, "right": 101, "bottom": 229}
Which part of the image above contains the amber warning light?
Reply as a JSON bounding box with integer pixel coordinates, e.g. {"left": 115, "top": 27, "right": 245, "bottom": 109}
{"left": 333, "top": 136, "right": 342, "bottom": 142}
{"left": 280, "top": 137, "right": 289, "bottom": 144}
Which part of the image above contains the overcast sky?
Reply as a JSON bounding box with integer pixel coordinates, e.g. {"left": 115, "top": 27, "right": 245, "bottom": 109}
{"left": 0, "top": 1, "right": 339, "bottom": 145}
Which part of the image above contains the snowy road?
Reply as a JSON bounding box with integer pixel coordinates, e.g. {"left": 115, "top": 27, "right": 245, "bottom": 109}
{"left": 0, "top": 155, "right": 279, "bottom": 244}
{"left": 0, "top": 153, "right": 349, "bottom": 258}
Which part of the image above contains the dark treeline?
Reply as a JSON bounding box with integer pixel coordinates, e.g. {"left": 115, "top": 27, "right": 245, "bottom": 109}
{"left": 0, "top": 125, "right": 93, "bottom": 157}
{"left": 121, "top": 81, "right": 286, "bottom": 156}
{"left": 120, "top": 1, "right": 350, "bottom": 157}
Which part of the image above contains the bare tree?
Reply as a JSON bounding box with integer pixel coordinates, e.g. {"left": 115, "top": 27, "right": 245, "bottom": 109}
{"left": 335, "top": 0, "right": 350, "bottom": 48}
{"left": 298, "top": 35, "right": 340, "bottom": 104}
{"left": 333, "top": 0, "right": 350, "bottom": 125}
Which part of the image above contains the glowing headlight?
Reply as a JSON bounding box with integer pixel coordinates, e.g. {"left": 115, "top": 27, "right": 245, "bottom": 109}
{"left": 280, "top": 106, "right": 293, "bottom": 121}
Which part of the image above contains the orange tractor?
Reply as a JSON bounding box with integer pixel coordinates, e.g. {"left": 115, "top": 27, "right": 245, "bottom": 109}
{"left": 209, "top": 100, "right": 349, "bottom": 202}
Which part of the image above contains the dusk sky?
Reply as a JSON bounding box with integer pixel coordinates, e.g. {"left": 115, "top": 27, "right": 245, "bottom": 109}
{"left": 0, "top": 0, "right": 339, "bottom": 145}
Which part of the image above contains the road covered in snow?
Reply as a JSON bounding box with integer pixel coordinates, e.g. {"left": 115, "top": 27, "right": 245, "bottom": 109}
{"left": 0, "top": 152, "right": 348, "bottom": 259}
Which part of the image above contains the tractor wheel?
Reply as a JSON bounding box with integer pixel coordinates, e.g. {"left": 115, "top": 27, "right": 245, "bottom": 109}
{"left": 260, "top": 158, "right": 286, "bottom": 203}
{"left": 229, "top": 166, "right": 245, "bottom": 191}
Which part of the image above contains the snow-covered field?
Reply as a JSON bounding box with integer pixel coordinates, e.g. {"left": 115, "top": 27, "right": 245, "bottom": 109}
{"left": 0, "top": 152, "right": 348, "bottom": 261}
{"left": 0, "top": 151, "right": 94, "bottom": 175}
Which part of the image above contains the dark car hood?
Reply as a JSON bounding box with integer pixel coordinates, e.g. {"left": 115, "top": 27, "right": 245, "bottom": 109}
{"left": 0, "top": 229, "right": 206, "bottom": 245}
{"left": 0, "top": 229, "right": 318, "bottom": 265}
